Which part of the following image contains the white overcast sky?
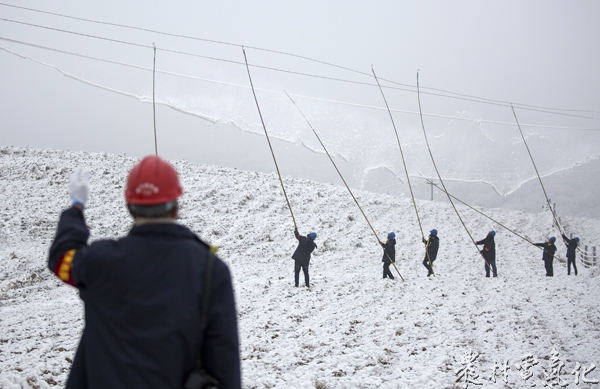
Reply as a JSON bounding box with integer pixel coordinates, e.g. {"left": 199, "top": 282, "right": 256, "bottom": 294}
{"left": 1, "top": 0, "right": 599, "bottom": 195}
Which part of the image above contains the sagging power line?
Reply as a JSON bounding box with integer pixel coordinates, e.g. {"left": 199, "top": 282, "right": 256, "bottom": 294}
{"left": 0, "top": 8, "right": 597, "bottom": 118}
{"left": 2, "top": 36, "right": 599, "bottom": 133}
{"left": 2, "top": 3, "right": 593, "bottom": 114}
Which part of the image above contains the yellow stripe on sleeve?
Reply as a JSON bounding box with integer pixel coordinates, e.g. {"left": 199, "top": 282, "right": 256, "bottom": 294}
{"left": 58, "top": 249, "right": 76, "bottom": 283}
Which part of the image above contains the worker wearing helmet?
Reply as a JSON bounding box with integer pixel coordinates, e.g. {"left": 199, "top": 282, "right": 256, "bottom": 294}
{"left": 48, "top": 156, "right": 241, "bottom": 389}
{"left": 381, "top": 232, "right": 397, "bottom": 279}
{"left": 422, "top": 229, "right": 439, "bottom": 277}
{"left": 292, "top": 228, "right": 317, "bottom": 287}
{"left": 476, "top": 230, "right": 497, "bottom": 277}
{"left": 561, "top": 234, "right": 580, "bottom": 276}
{"left": 534, "top": 236, "right": 557, "bottom": 277}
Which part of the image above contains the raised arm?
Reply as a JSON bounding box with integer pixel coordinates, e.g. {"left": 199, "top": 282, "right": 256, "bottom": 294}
{"left": 47, "top": 168, "right": 91, "bottom": 286}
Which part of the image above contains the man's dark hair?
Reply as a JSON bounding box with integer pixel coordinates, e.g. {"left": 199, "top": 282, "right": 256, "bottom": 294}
{"left": 128, "top": 200, "right": 178, "bottom": 218}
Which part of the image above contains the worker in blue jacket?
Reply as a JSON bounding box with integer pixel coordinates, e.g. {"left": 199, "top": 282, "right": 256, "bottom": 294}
{"left": 422, "top": 229, "right": 439, "bottom": 277}
{"left": 48, "top": 157, "right": 241, "bottom": 389}
{"left": 561, "top": 234, "right": 580, "bottom": 276}
{"left": 381, "top": 232, "right": 396, "bottom": 279}
{"left": 534, "top": 236, "right": 557, "bottom": 277}
{"left": 292, "top": 228, "right": 317, "bottom": 287}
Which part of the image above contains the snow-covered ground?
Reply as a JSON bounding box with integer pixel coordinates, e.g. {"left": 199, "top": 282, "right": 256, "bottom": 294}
{"left": 1, "top": 146, "right": 599, "bottom": 389}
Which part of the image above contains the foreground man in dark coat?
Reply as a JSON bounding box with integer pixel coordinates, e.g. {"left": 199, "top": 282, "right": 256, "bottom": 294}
{"left": 476, "top": 230, "right": 497, "bottom": 277}
{"left": 48, "top": 156, "right": 241, "bottom": 389}
{"left": 292, "top": 228, "right": 317, "bottom": 287}
{"left": 535, "top": 236, "right": 557, "bottom": 277}
{"left": 381, "top": 232, "right": 396, "bottom": 279}
{"left": 561, "top": 234, "right": 580, "bottom": 276}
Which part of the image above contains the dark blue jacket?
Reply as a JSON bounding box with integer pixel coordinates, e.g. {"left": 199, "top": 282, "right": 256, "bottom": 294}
{"left": 381, "top": 238, "right": 396, "bottom": 264}
{"left": 423, "top": 235, "right": 440, "bottom": 261}
{"left": 476, "top": 235, "right": 495, "bottom": 261}
{"left": 535, "top": 241, "right": 557, "bottom": 262}
{"left": 48, "top": 207, "right": 241, "bottom": 389}
{"left": 292, "top": 229, "right": 317, "bottom": 265}
{"left": 561, "top": 234, "right": 578, "bottom": 258}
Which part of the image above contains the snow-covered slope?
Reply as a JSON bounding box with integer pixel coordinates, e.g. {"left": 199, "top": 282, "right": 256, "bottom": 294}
{"left": 1, "top": 146, "right": 598, "bottom": 389}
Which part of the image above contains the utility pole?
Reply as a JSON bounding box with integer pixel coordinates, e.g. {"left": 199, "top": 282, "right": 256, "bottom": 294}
{"left": 426, "top": 179, "right": 436, "bottom": 201}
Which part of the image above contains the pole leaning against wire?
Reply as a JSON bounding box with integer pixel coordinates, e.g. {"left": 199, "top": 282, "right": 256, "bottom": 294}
{"left": 372, "top": 66, "right": 434, "bottom": 276}
{"left": 416, "top": 73, "right": 494, "bottom": 271}
{"left": 284, "top": 91, "right": 404, "bottom": 281}
{"left": 152, "top": 43, "right": 158, "bottom": 156}
{"left": 243, "top": 47, "right": 297, "bottom": 229}
{"left": 511, "top": 104, "right": 563, "bottom": 236}
{"left": 431, "top": 182, "right": 566, "bottom": 262}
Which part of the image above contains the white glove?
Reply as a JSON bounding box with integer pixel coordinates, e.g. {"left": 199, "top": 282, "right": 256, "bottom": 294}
{"left": 68, "top": 167, "right": 90, "bottom": 208}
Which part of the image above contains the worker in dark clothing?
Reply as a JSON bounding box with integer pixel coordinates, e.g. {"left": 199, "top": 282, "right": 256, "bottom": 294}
{"left": 476, "top": 230, "right": 497, "bottom": 277}
{"left": 292, "top": 228, "right": 317, "bottom": 287}
{"left": 48, "top": 157, "right": 241, "bottom": 389}
{"left": 422, "top": 229, "right": 439, "bottom": 277}
{"left": 381, "top": 232, "right": 396, "bottom": 279}
{"left": 534, "top": 236, "right": 557, "bottom": 277}
{"left": 561, "top": 234, "right": 580, "bottom": 275}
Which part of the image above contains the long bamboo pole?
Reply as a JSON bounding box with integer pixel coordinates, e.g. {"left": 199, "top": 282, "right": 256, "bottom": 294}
{"left": 416, "top": 73, "right": 494, "bottom": 272}
{"left": 285, "top": 91, "right": 404, "bottom": 281}
{"left": 152, "top": 43, "right": 158, "bottom": 156}
{"left": 372, "top": 66, "right": 434, "bottom": 276}
{"left": 243, "top": 48, "right": 297, "bottom": 229}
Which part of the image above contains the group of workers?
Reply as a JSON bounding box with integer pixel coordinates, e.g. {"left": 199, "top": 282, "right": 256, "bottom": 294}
{"left": 292, "top": 227, "right": 582, "bottom": 287}
{"left": 378, "top": 228, "right": 440, "bottom": 280}
{"left": 293, "top": 226, "right": 581, "bottom": 286}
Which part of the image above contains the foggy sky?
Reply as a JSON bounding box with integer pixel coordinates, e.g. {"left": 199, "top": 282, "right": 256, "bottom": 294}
{"left": 1, "top": 0, "right": 599, "bottom": 215}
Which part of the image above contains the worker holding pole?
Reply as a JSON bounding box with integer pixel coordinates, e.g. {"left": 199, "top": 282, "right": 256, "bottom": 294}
{"left": 381, "top": 232, "right": 397, "bottom": 280}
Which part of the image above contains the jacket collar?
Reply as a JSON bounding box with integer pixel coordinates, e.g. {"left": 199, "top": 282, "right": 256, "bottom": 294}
{"left": 129, "top": 222, "right": 199, "bottom": 242}
{"left": 133, "top": 217, "right": 176, "bottom": 227}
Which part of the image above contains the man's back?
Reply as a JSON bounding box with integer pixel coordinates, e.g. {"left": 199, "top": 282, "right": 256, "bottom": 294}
{"left": 50, "top": 208, "right": 240, "bottom": 389}
{"left": 427, "top": 235, "right": 440, "bottom": 256}
{"left": 292, "top": 235, "right": 317, "bottom": 265}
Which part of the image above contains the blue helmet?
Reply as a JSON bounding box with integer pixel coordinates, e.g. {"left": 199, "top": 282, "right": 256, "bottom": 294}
{"left": 550, "top": 236, "right": 556, "bottom": 243}
{"left": 430, "top": 229, "right": 437, "bottom": 236}
{"left": 489, "top": 230, "right": 496, "bottom": 237}
{"left": 308, "top": 232, "right": 317, "bottom": 240}
{"left": 388, "top": 232, "right": 395, "bottom": 239}
{"left": 574, "top": 237, "right": 580, "bottom": 243}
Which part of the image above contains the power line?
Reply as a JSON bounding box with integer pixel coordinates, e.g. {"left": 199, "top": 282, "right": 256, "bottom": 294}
{"left": 4, "top": 36, "right": 599, "bottom": 132}
{"left": 0, "top": 16, "right": 594, "bottom": 120}
{"left": 0, "top": 17, "right": 152, "bottom": 50}
{"left": 0, "top": 37, "right": 235, "bottom": 85}
{"left": 0, "top": 4, "right": 597, "bottom": 116}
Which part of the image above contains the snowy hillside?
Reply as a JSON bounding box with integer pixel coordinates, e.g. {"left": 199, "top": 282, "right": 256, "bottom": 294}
{"left": 1, "top": 146, "right": 599, "bottom": 389}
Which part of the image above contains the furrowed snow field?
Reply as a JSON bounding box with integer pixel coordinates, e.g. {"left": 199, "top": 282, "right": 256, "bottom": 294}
{"left": 1, "top": 146, "right": 599, "bottom": 389}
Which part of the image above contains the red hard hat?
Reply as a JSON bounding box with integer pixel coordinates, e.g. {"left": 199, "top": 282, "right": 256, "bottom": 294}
{"left": 125, "top": 156, "right": 183, "bottom": 205}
